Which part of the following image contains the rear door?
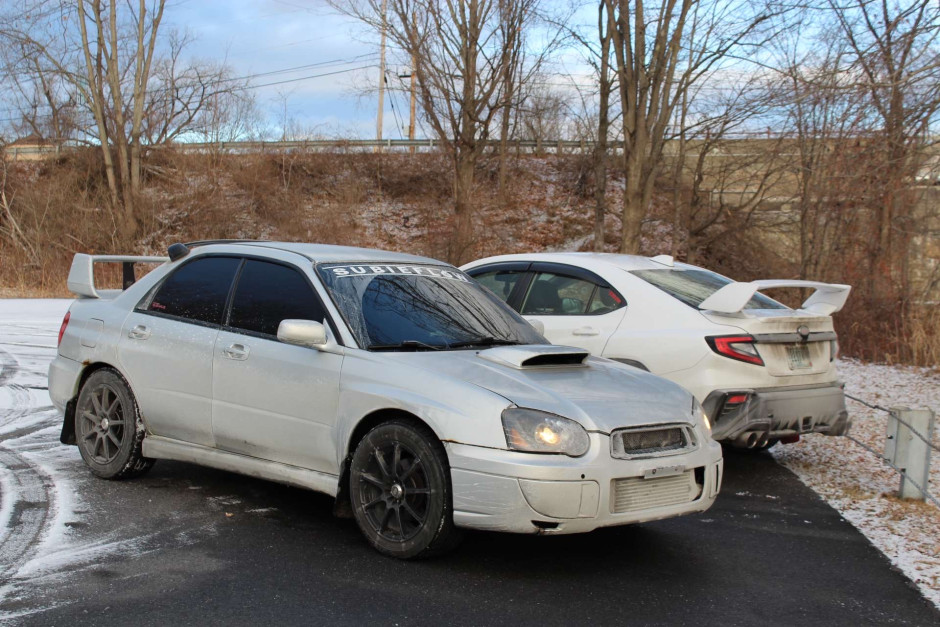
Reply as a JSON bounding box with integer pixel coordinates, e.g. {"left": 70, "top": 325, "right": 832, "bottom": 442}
{"left": 119, "top": 256, "right": 241, "bottom": 447}
{"left": 515, "top": 263, "right": 627, "bottom": 354}
{"left": 211, "top": 258, "right": 342, "bottom": 473}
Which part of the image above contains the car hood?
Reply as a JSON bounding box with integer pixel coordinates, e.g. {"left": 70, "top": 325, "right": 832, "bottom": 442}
{"left": 388, "top": 345, "right": 694, "bottom": 433}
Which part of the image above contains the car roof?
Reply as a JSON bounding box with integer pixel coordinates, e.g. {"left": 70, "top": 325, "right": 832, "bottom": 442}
{"left": 189, "top": 240, "right": 446, "bottom": 266}
{"left": 465, "top": 252, "right": 684, "bottom": 274}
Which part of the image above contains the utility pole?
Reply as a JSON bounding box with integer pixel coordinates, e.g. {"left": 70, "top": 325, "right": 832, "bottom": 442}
{"left": 409, "top": 47, "right": 417, "bottom": 154}
{"left": 376, "top": 0, "right": 387, "bottom": 152}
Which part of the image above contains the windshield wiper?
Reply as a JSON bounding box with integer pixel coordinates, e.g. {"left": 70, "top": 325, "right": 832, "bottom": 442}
{"left": 368, "top": 340, "right": 446, "bottom": 352}
{"left": 448, "top": 337, "right": 521, "bottom": 349}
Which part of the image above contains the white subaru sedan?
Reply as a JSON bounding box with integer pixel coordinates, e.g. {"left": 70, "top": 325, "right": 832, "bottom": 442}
{"left": 49, "top": 242, "right": 721, "bottom": 558}
{"left": 462, "top": 253, "right": 852, "bottom": 450}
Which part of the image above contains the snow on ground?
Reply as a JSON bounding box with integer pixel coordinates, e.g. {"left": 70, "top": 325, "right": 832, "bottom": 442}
{"left": 0, "top": 299, "right": 154, "bottom": 615}
{"left": 772, "top": 358, "right": 940, "bottom": 609}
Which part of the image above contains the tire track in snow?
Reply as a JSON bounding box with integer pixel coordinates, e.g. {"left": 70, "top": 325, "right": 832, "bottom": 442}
{"left": 0, "top": 344, "right": 57, "bottom": 588}
{"left": 0, "top": 446, "right": 55, "bottom": 582}
{"left": 0, "top": 346, "right": 20, "bottom": 387}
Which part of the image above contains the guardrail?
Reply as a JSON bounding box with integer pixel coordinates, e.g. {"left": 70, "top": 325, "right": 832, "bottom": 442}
{"left": 4, "top": 134, "right": 875, "bottom": 159}
{"left": 844, "top": 393, "right": 937, "bottom": 506}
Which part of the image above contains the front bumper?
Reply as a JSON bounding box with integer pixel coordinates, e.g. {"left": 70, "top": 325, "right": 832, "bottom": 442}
{"left": 445, "top": 433, "right": 722, "bottom": 535}
{"left": 704, "top": 382, "right": 850, "bottom": 443}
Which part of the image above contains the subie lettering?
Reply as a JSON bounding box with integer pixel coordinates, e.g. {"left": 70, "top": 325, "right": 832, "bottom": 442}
{"left": 326, "top": 264, "right": 470, "bottom": 282}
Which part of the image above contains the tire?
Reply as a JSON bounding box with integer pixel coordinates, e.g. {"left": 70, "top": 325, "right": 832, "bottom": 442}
{"left": 349, "top": 420, "right": 462, "bottom": 559}
{"left": 75, "top": 368, "right": 154, "bottom": 480}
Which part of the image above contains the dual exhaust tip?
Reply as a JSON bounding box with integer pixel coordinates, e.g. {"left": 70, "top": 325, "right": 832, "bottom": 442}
{"left": 733, "top": 431, "right": 769, "bottom": 449}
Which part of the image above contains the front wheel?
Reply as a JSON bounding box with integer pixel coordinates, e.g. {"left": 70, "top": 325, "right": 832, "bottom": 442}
{"left": 349, "top": 420, "right": 462, "bottom": 558}
{"left": 75, "top": 368, "right": 154, "bottom": 480}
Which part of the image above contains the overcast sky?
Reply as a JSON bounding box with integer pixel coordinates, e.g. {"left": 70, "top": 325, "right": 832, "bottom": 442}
{"left": 162, "top": 0, "right": 596, "bottom": 140}
{"left": 162, "top": 0, "right": 389, "bottom": 137}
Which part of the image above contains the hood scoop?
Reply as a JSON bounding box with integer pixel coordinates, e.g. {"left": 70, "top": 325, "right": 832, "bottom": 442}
{"left": 478, "top": 345, "right": 590, "bottom": 369}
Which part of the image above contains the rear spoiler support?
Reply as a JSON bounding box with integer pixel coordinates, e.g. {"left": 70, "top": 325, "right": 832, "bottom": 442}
{"left": 67, "top": 254, "right": 169, "bottom": 298}
{"left": 698, "top": 280, "right": 852, "bottom": 315}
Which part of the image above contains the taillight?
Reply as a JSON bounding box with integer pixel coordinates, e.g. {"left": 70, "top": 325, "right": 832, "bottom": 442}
{"left": 58, "top": 311, "right": 70, "bottom": 347}
{"left": 706, "top": 335, "right": 764, "bottom": 366}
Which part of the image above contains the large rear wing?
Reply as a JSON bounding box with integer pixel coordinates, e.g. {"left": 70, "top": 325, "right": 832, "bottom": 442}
{"left": 67, "top": 254, "right": 169, "bottom": 298}
{"left": 698, "top": 280, "right": 852, "bottom": 315}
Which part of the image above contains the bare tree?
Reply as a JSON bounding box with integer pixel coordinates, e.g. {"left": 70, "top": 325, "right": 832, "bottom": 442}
{"left": 143, "top": 31, "right": 258, "bottom": 146}
{"left": 603, "top": 0, "right": 773, "bottom": 253}
{"left": 334, "top": 0, "right": 542, "bottom": 263}
{"left": 825, "top": 0, "right": 940, "bottom": 301}
{"left": 0, "top": 42, "right": 79, "bottom": 144}
{"left": 1, "top": 0, "right": 167, "bottom": 236}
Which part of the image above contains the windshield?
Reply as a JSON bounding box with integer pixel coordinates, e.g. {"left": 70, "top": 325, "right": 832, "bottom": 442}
{"left": 632, "top": 268, "right": 788, "bottom": 310}
{"left": 317, "top": 263, "right": 546, "bottom": 350}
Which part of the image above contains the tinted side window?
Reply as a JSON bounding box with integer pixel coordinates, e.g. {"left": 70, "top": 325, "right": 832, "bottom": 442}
{"left": 148, "top": 257, "right": 240, "bottom": 325}
{"left": 228, "top": 260, "right": 326, "bottom": 337}
{"left": 521, "top": 272, "right": 599, "bottom": 315}
{"left": 473, "top": 270, "right": 524, "bottom": 303}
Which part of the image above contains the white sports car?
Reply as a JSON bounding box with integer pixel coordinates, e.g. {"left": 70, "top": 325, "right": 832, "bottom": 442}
{"left": 462, "top": 253, "right": 852, "bottom": 450}
{"left": 49, "top": 241, "right": 721, "bottom": 558}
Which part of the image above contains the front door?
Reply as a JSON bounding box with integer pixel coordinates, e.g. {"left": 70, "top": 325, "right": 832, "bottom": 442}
{"left": 211, "top": 259, "right": 342, "bottom": 474}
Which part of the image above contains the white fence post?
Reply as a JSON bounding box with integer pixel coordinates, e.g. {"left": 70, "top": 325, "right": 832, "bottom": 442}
{"left": 885, "top": 407, "right": 935, "bottom": 500}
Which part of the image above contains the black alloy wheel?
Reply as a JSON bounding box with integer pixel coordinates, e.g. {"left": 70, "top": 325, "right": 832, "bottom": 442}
{"left": 349, "top": 420, "right": 462, "bottom": 558}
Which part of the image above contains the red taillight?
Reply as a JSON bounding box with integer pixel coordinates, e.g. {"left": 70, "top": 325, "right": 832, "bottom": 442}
{"left": 726, "top": 394, "right": 749, "bottom": 404}
{"left": 706, "top": 335, "right": 764, "bottom": 366}
{"left": 58, "top": 311, "right": 70, "bottom": 347}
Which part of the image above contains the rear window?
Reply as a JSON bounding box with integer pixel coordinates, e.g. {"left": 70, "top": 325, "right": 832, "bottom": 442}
{"left": 147, "top": 256, "right": 241, "bottom": 325}
{"left": 632, "top": 268, "right": 787, "bottom": 310}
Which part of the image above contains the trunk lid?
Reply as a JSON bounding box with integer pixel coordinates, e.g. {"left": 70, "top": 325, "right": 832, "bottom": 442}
{"left": 702, "top": 309, "right": 836, "bottom": 376}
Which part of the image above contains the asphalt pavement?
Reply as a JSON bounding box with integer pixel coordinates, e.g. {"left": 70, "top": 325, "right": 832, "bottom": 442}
{"left": 0, "top": 303, "right": 937, "bottom": 626}
{"left": 3, "top": 447, "right": 938, "bottom": 626}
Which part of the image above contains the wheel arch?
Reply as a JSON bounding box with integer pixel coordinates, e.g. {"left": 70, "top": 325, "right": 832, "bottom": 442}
{"left": 333, "top": 408, "right": 445, "bottom": 519}
{"left": 60, "top": 361, "right": 127, "bottom": 445}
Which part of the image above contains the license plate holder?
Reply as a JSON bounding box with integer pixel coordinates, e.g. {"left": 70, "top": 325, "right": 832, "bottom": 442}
{"left": 643, "top": 465, "right": 686, "bottom": 479}
{"left": 786, "top": 343, "right": 812, "bottom": 370}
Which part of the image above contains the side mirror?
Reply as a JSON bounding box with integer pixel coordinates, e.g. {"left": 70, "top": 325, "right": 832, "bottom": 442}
{"left": 524, "top": 317, "right": 546, "bottom": 336}
{"left": 277, "top": 319, "right": 327, "bottom": 348}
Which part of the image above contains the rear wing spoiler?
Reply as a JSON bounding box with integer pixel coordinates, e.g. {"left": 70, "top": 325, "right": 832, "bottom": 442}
{"left": 698, "top": 280, "right": 851, "bottom": 315}
{"left": 67, "top": 254, "right": 168, "bottom": 298}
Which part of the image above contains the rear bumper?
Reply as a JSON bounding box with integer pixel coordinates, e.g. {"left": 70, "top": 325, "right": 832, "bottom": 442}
{"left": 444, "top": 434, "right": 723, "bottom": 535}
{"left": 705, "top": 382, "right": 850, "bottom": 443}
{"left": 48, "top": 354, "right": 83, "bottom": 414}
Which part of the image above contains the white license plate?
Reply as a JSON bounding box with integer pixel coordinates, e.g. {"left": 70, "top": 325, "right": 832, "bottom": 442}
{"left": 786, "top": 343, "right": 812, "bottom": 370}
{"left": 643, "top": 465, "right": 686, "bottom": 479}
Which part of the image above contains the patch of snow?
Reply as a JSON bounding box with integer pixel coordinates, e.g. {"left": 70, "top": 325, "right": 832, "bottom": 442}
{"left": 772, "top": 358, "right": 940, "bottom": 609}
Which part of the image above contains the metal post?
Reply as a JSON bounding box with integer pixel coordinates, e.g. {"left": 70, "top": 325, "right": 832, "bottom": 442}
{"left": 375, "top": 0, "right": 388, "bottom": 152}
{"left": 885, "top": 407, "right": 934, "bottom": 500}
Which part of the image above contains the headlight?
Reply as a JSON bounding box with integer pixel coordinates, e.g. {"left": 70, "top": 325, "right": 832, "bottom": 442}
{"left": 501, "top": 408, "right": 590, "bottom": 457}
{"left": 692, "top": 397, "right": 711, "bottom": 434}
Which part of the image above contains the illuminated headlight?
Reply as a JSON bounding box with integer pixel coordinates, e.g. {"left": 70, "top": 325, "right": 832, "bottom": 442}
{"left": 501, "top": 408, "right": 590, "bottom": 457}
{"left": 692, "top": 397, "right": 711, "bottom": 434}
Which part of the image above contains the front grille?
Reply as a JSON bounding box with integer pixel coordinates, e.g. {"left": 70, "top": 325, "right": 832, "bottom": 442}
{"left": 611, "top": 471, "right": 701, "bottom": 514}
{"left": 610, "top": 425, "right": 695, "bottom": 459}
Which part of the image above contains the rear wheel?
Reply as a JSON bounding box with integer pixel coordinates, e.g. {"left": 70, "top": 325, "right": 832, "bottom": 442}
{"left": 349, "top": 420, "right": 462, "bottom": 559}
{"left": 75, "top": 369, "right": 153, "bottom": 480}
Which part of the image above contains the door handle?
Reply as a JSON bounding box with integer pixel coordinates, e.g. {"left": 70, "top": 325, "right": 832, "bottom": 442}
{"left": 222, "top": 343, "right": 250, "bottom": 361}
{"left": 573, "top": 327, "right": 599, "bottom": 336}
{"left": 128, "top": 324, "right": 151, "bottom": 340}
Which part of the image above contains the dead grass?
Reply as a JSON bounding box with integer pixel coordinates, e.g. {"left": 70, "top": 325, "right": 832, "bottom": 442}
{"left": 1, "top": 147, "right": 936, "bottom": 366}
